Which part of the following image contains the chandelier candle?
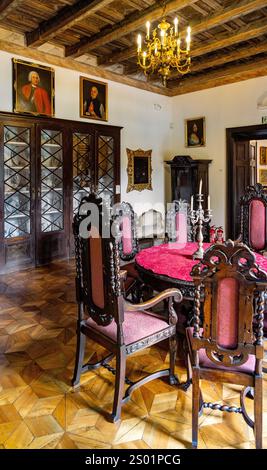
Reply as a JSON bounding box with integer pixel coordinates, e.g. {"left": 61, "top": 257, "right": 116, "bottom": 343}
{"left": 136, "top": 13, "right": 192, "bottom": 86}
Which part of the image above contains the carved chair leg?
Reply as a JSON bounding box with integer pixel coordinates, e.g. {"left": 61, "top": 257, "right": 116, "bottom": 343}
{"left": 192, "top": 366, "right": 200, "bottom": 449}
{"left": 169, "top": 334, "right": 179, "bottom": 385}
{"left": 254, "top": 375, "right": 263, "bottom": 449}
{"left": 111, "top": 346, "right": 126, "bottom": 423}
{"left": 72, "top": 321, "right": 86, "bottom": 387}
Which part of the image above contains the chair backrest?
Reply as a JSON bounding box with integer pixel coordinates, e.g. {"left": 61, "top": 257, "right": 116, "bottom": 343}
{"left": 240, "top": 183, "right": 267, "bottom": 252}
{"left": 166, "top": 199, "right": 190, "bottom": 243}
{"left": 73, "top": 193, "right": 123, "bottom": 327}
{"left": 112, "top": 201, "right": 139, "bottom": 261}
{"left": 137, "top": 209, "right": 165, "bottom": 240}
{"left": 190, "top": 240, "right": 267, "bottom": 369}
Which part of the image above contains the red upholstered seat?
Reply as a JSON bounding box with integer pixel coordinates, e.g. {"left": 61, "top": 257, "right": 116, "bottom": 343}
{"left": 86, "top": 310, "right": 169, "bottom": 345}
{"left": 122, "top": 215, "right": 133, "bottom": 255}
{"left": 186, "top": 327, "right": 255, "bottom": 374}
{"left": 175, "top": 212, "right": 187, "bottom": 244}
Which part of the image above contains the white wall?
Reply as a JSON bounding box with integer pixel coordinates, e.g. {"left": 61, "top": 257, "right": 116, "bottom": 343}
{"left": 0, "top": 50, "right": 173, "bottom": 215}
{"left": 1, "top": 48, "right": 267, "bottom": 227}
{"left": 170, "top": 76, "right": 267, "bottom": 233}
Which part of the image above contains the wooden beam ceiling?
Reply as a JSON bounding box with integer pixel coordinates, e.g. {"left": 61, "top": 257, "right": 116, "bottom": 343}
{"left": 170, "top": 41, "right": 267, "bottom": 79}
{"left": 0, "top": 0, "right": 23, "bottom": 21}
{"left": 98, "top": 0, "right": 267, "bottom": 66}
{"left": 26, "top": 0, "right": 115, "bottom": 48}
{"left": 65, "top": 0, "right": 199, "bottom": 58}
{"left": 169, "top": 56, "right": 267, "bottom": 96}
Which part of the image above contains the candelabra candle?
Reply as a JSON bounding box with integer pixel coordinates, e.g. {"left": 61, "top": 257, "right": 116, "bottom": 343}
{"left": 189, "top": 191, "right": 212, "bottom": 260}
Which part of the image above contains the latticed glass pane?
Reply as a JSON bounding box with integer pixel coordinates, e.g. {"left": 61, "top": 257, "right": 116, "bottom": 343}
{"left": 4, "top": 126, "right": 31, "bottom": 238}
{"left": 40, "top": 129, "right": 64, "bottom": 232}
{"left": 73, "top": 133, "right": 94, "bottom": 213}
{"left": 97, "top": 135, "right": 115, "bottom": 205}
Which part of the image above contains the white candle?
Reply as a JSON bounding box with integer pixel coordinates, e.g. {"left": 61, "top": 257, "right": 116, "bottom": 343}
{"left": 146, "top": 21, "right": 150, "bottom": 39}
{"left": 137, "top": 34, "right": 142, "bottom": 52}
{"left": 199, "top": 179, "right": 202, "bottom": 194}
{"left": 191, "top": 195, "right": 194, "bottom": 211}
{"left": 174, "top": 17, "right": 178, "bottom": 36}
{"left": 142, "top": 51, "right": 147, "bottom": 66}
{"left": 208, "top": 195, "right": 210, "bottom": 210}
{"left": 186, "top": 26, "right": 191, "bottom": 51}
{"left": 160, "top": 30, "right": 165, "bottom": 46}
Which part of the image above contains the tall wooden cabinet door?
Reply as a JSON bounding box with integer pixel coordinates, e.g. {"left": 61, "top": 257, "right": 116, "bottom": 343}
{"left": 0, "top": 121, "right": 35, "bottom": 273}
{"left": 69, "top": 129, "right": 95, "bottom": 256}
{"left": 95, "top": 129, "right": 121, "bottom": 206}
{"left": 232, "top": 139, "right": 250, "bottom": 239}
{"left": 35, "top": 125, "right": 70, "bottom": 265}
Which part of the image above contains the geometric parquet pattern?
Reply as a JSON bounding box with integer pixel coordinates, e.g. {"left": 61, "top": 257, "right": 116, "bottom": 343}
{"left": 0, "top": 261, "right": 266, "bottom": 449}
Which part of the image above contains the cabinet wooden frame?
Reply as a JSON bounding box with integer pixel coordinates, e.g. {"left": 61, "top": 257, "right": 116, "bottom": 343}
{"left": 0, "top": 111, "right": 122, "bottom": 273}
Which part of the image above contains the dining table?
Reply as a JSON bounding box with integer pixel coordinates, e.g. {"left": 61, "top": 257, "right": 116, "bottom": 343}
{"left": 135, "top": 241, "right": 267, "bottom": 301}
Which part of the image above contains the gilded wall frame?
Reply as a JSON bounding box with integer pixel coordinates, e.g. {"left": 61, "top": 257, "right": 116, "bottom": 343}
{"left": 126, "top": 148, "right": 152, "bottom": 192}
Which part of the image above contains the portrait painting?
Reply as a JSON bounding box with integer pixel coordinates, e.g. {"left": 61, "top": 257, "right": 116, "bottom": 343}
{"left": 185, "top": 117, "right": 206, "bottom": 147}
{"left": 80, "top": 76, "right": 108, "bottom": 121}
{"left": 259, "top": 146, "right": 267, "bottom": 165}
{"left": 12, "top": 58, "right": 55, "bottom": 117}
{"left": 259, "top": 169, "right": 267, "bottom": 185}
{"left": 126, "top": 148, "right": 152, "bottom": 192}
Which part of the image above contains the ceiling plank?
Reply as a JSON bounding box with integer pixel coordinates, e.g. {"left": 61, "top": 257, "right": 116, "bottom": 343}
{"left": 0, "top": 0, "right": 23, "bottom": 20}
{"left": 169, "top": 40, "right": 267, "bottom": 79}
{"left": 65, "top": 0, "right": 199, "bottom": 58}
{"left": 98, "top": 0, "right": 267, "bottom": 65}
{"left": 0, "top": 39, "right": 171, "bottom": 97}
{"left": 26, "top": 0, "right": 114, "bottom": 48}
{"left": 169, "top": 57, "right": 267, "bottom": 96}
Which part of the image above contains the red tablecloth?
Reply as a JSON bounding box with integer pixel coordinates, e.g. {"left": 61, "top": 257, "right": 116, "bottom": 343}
{"left": 135, "top": 242, "right": 267, "bottom": 282}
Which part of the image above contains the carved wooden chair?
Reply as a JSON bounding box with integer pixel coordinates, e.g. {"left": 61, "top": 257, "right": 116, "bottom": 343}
{"left": 137, "top": 209, "right": 165, "bottom": 247}
{"left": 185, "top": 240, "right": 267, "bottom": 449}
{"left": 240, "top": 183, "right": 267, "bottom": 253}
{"left": 165, "top": 199, "right": 191, "bottom": 243}
{"left": 111, "top": 201, "right": 141, "bottom": 300}
{"left": 72, "top": 194, "right": 183, "bottom": 423}
{"left": 240, "top": 183, "right": 267, "bottom": 371}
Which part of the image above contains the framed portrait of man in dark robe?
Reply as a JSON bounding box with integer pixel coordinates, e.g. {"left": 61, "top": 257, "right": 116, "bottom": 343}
{"left": 80, "top": 77, "right": 108, "bottom": 122}
{"left": 12, "top": 58, "right": 55, "bottom": 117}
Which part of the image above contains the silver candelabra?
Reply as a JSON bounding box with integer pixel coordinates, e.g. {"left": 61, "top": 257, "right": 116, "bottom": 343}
{"left": 189, "top": 185, "right": 212, "bottom": 260}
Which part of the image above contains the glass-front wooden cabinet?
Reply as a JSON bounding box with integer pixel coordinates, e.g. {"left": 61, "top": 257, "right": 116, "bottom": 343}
{"left": 0, "top": 112, "right": 121, "bottom": 273}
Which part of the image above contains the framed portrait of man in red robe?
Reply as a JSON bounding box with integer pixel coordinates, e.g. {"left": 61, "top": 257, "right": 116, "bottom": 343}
{"left": 12, "top": 58, "right": 55, "bottom": 117}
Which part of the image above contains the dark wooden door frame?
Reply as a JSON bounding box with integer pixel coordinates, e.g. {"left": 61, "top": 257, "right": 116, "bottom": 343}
{"left": 226, "top": 123, "right": 267, "bottom": 239}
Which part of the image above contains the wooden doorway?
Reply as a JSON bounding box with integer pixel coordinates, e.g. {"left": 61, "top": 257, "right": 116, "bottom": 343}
{"left": 226, "top": 123, "right": 267, "bottom": 239}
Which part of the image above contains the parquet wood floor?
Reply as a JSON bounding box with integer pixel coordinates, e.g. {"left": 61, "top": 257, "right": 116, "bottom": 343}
{"left": 0, "top": 260, "right": 266, "bottom": 449}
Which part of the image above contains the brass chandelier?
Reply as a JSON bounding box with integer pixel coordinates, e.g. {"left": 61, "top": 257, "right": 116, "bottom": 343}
{"left": 136, "top": 7, "right": 191, "bottom": 86}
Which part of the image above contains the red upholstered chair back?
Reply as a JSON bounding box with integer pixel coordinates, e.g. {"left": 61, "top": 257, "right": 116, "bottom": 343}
{"left": 112, "top": 202, "right": 139, "bottom": 261}
{"left": 190, "top": 241, "right": 267, "bottom": 369}
{"left": 166, "top": 200, "right": 190, "bottom": 243}
{"left": 73, "top": 194, "right": 122, "bottom": 327}
{"left": 240, "top": 183, "right": 267, "bottom": 252}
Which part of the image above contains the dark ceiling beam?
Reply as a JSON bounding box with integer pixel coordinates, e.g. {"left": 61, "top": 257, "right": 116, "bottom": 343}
{"left": 65, "top": 0, "right": 199, "bottom": 58}
{"left": 98, "top": 0, "right": 267, "bottom": 66}
{"left": 26, "top": 0, "right": 114, "bottom": 48}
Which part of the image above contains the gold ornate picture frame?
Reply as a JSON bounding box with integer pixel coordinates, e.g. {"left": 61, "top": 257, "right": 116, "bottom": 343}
{"left": 126, "top": 148, "right": 152, "bottom": 192}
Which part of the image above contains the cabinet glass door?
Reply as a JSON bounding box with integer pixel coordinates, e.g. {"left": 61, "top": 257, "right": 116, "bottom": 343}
{"left": 72, "top": 133, "right": 94, "bottom": 213}
{"left": 40, "top": 129, "right": 64, "bottom": 232}
{"left": 97, "top": 135, "right": 115, "bottom": 205}
{"left": 4, "top": 126, "right": 31, "bottom": 238}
